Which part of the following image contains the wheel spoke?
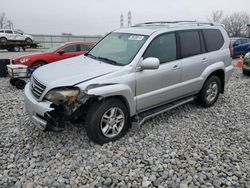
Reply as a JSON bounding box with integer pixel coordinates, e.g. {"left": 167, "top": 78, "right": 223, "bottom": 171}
{"left": 110, "top": 108, "right": 117, "bottom": 118}
{"left": 102, "top": 124, "right": 111, "bottom": 134}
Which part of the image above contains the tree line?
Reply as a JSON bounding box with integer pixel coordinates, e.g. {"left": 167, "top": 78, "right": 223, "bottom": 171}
{"left": 208, "top": 10, "right": 249, "bottom": 37}
{"left": 0, "top": 12, "right": 14, "bottom": 29}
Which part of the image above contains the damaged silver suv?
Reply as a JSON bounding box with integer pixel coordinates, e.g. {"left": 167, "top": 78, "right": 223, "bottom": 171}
{"left": 24, "top": 21, "right": 233, "bottom": 144}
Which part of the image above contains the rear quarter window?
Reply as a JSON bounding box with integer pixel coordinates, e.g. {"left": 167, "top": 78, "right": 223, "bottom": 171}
{"left": 202, "top": 29, "right": 224, "bottom": 52}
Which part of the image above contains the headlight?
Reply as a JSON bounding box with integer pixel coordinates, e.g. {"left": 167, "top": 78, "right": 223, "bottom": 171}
{"left": 19, "top": 58, "right": 30, "bottom": 63}
{"left": 44, "top": 88, "right": 80, "bottom": 105}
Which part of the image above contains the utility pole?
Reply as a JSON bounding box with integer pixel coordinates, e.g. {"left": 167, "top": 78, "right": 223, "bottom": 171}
{"left": 120, "top": 14, "right": 124, "bottom": 28}
{"left": 128, "top": 11, "right": 131, "bottom": 27}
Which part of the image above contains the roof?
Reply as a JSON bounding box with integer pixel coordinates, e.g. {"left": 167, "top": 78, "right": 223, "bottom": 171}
{"left": 114, "top": 21, "right": 223, "bottom": 36}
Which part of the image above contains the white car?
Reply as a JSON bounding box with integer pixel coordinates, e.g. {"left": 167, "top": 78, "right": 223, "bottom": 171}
{"left": 0, "top": 29, "right": 34, "bottom": 43}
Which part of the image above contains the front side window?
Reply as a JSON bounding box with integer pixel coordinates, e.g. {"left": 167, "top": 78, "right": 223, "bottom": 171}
{"left": 179, "top": 30, "right": 201, "bottom": 58}
{"left": 88, "top": 33, "right": 149, "bottom": 65}
{"left": 80, "top": 44, "right": 93, "bottom": 51}
{"left": 143, "top": 33, "right": 177, "bottom": 63}
{"left": 5, "top": 30, "right": 13, "bottom": 34}
{"left": 63, "top": 45, "right": 78, "bottom": 52}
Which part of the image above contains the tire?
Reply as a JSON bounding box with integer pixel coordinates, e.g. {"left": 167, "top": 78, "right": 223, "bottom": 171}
{"left": 10, "top": 78, "right": 19, "bottom": 86}
{"left": 15, "top": 79, "right": 26, "bottom": 89}
{"left": 196, "top": 75, "right": 221, "bottom": 107}
{"left": 85, "top": 98, "right": 130, "bottom": 144}
{"left": 32, "top": 61, "right": 46, "bottom": 69}
{"left": 25, "top": 38, "right": 32, "bottom": 43}
{"left": 0, "top": 37, "right": 7, "bottom": 43}
{"left": 13, "top": 46, "right": 20, "bottom": 52}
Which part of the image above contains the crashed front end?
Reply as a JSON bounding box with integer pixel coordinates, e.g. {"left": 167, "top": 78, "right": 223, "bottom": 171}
{"left": 24, "top": 81, "right": 97, "bottom": 132}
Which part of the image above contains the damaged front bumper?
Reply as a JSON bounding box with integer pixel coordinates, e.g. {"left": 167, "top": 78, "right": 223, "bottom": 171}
{"left": 24, "top": 83, "right": 54, "bottom": 130}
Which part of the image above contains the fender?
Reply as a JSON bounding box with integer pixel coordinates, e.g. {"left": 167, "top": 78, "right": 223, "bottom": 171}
{"left": 201, "top": 61, "right": 225, "bottom": 82}
{"left": 86, "top": 84, "right": 136, "bottom": 116}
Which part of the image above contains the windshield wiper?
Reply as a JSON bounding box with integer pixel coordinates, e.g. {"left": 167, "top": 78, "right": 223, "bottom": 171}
{"left": 85, "top": 53, "right": 97, "bottom": 59}
{"left": 97, "top": 56, "right": 121, "bottom": 66}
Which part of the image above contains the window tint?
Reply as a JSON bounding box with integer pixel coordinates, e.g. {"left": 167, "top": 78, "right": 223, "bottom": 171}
{"left": 5, "top": 30, "right": 13, "bottom": 34}
{"left": 80, "top": 44, "right": 93, "bottom": 51}
{"left": 63, "top": 45, "right": 78, "bottom": 52}
{"left": 203, "top": 29, "right": 224, "bottom": 52}
{"left": 143, "top": 33, "right": 177, "bottom": 63}
{"left": 0, "top": 30, "right": 4, "bottom": 33}
{"left": 179, "top": 30, "right": 201, "bottom": 58}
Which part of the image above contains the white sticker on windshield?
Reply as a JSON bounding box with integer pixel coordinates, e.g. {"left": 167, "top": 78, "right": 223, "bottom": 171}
{"left": 129, "top": 35, "right": 144, "bottom": 41}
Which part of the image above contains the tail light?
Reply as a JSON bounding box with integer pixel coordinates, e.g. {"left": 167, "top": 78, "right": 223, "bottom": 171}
{"left": 229, "top": 42, "right": 234, "bottom": 58}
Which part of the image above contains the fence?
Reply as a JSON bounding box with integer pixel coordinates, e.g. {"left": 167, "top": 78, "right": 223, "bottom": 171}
{"left": 32, "top": 34, "right": 103, "bottom": 49}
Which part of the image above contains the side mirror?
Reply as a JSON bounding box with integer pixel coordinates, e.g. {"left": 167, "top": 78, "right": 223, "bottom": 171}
{"left": 140, "top": 57, "right": 160, "bottom": 70}
{"left": 57, "top": 50, "right": 65, "bottom": 55}
{"left": 233, "top": 42, "right": 240, "bottom": 47}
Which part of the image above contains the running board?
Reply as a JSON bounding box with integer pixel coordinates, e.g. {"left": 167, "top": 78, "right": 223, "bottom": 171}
{"left": 132, "top": 96, "right": 194, "bottom": 128}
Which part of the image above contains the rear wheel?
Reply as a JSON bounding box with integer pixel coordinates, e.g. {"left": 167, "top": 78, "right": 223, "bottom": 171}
{"left": 85, "top": 98, "right": 130, "bottom": 144}
{"left": 196, "top": 75, "right": 221, "bottom": 107}
{"left": 0, "top": 37, "right": 7, "bottom": 43}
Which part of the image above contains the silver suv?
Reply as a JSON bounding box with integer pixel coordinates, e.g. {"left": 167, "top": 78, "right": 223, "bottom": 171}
{"left": 24, "top": 21, "right": 233, "bottom": 144}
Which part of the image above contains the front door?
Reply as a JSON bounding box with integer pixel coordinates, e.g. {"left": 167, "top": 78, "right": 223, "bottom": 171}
{"left": 135, "top": 32, "right": 182, "bottom": 112}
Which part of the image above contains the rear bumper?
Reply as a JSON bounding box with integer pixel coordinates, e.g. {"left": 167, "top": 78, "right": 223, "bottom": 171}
{"left": 24, "top": 83, "right": 53, "bottom": 130}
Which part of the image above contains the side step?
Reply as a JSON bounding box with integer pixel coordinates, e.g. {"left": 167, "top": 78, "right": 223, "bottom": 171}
{"left": 132, "top": 96, "right": 195, "bottom": 128}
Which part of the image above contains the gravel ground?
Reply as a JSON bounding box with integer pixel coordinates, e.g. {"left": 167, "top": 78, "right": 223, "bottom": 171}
{"left": 0, "top": 66, "right": 249, "bottom": 188}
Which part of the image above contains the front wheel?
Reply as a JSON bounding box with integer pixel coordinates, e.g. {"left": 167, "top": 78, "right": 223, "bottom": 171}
{"left": 25, "top": 38, "right": 32, "bottom": 43}
{"left": 85, "top": 98, "right": 130, "bottom": 144}
{"left": 0, "top": 37, "right": 7, "bottom": 43}
{"left": 196, "top": 75, "right": 221, "bottom": 107}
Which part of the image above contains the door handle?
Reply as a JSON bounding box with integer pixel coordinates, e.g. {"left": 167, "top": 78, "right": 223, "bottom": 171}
{"left": 202, "top": 58, "right": 208, "bottom": 63}
{"left": 172, "top": 65, "right": 180, "bottom": 71}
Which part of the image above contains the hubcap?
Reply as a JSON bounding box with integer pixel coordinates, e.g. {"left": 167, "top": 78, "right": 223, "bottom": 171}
{"left": 100, "top": 107, "right": 125, "bottom": 138}
{"left": 205, "top": 81, "right": 218, "bottom": 102}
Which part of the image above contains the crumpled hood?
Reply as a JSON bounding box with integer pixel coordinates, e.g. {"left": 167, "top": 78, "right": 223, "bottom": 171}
{"left": 32, "top": 55, "right": 122, "bottom": 88}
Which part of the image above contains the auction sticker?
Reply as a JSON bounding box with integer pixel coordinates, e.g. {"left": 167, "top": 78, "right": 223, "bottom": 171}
{"left": 129, "top": 35, "right": 144, "bottom": 40}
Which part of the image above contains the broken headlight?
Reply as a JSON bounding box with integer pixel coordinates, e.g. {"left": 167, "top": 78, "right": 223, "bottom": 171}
{"left": 44, "top": 87, "right": 80, "bottom": 105}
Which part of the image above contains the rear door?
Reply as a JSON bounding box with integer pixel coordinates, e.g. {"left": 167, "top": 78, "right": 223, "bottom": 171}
{"left": 136, "top": 32, "right": 182, "bottom": 111}
{"left": 178, "top": 30, "right": 206, "bottom": 95}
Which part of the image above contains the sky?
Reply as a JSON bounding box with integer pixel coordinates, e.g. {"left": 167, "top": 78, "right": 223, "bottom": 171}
{"left": 1, "top": 0, "right": 249, "bottom": 35}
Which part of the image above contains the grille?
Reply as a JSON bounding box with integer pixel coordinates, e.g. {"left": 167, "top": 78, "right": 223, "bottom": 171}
{"left": 31, "top": 77, "right": 46, "bottom": 99}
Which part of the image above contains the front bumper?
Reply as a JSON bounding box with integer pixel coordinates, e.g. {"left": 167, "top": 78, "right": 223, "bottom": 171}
{"left": 24, "top": 83, "right": 53, "bottom": 130}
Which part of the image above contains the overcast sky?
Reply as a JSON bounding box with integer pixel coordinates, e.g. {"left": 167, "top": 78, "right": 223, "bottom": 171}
{"left": 1, "top": 0, "right": 249, "bottom": 35}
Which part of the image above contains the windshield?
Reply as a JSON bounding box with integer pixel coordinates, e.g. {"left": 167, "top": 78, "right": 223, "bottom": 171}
{"left": 46, "top": 44, "right": 63, "bottom": 52}
{"left": 88, "top": 32, "right": 149, "bottom": 65}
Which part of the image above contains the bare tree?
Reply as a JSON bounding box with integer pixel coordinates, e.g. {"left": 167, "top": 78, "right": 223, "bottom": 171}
{"left": 222, "top": 12, "right": 250, "bottom": 37}
{"left": 208, "top": 10, "right": 224, "bottom": 23}
{"left": 0, "top": 12, "right": 7, "bottom": 29}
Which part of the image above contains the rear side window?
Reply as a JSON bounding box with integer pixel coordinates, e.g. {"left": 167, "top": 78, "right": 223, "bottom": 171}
{"left": 179, "top": 30, "right": 201, "bottom": 58}
{"left": 143, "top": 33, "right": 177, "bottom": 63}
{"left": 203, "top": 29, "right": 224, "bottom": 52}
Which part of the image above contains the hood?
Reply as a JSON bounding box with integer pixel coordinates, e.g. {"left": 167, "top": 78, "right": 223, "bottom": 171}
{"left": 14, "top": 52, "right": 49, "bottom": 60}
{"left": 32, "top": 55, "right": 122, "bottom": 88}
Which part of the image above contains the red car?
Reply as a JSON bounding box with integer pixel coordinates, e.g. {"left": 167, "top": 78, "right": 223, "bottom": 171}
{"left": 13, "top": 42, "right": 95, "bottom": 67}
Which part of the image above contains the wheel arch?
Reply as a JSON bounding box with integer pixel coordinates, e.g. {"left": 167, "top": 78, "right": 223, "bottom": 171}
{"left": 205, "top": 69, "right": 225, "bottom": 93}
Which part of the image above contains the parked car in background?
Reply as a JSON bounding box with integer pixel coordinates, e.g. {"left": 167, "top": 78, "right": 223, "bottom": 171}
{"left": 13, "top": 42, "right": 95, "bottom": 68}
{"left": 0, "top": 29, "right": 34, "bottom": 43}
{"left": 231, "top": 37, "right": 250, "bottom": 58}
{"left": 243, "top": 52, "right": 250, "bottom": 75}
{"left": 24, "top": 21, "right": 233, "bottom": 144}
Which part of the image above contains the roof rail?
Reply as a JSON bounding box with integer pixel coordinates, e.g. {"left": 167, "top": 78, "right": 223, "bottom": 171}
{"left": 133, "top": 21, "right": 214, "bottom": 27}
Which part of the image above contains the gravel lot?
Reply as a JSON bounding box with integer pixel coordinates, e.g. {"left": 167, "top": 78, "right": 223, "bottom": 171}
{"left": 0, "top": 61, "right": 249, "bottom": 188}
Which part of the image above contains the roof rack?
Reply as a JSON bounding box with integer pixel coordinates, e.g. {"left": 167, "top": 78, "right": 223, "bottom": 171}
{"left": 133, "top": 21, "right": 214, "bottom": 27}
